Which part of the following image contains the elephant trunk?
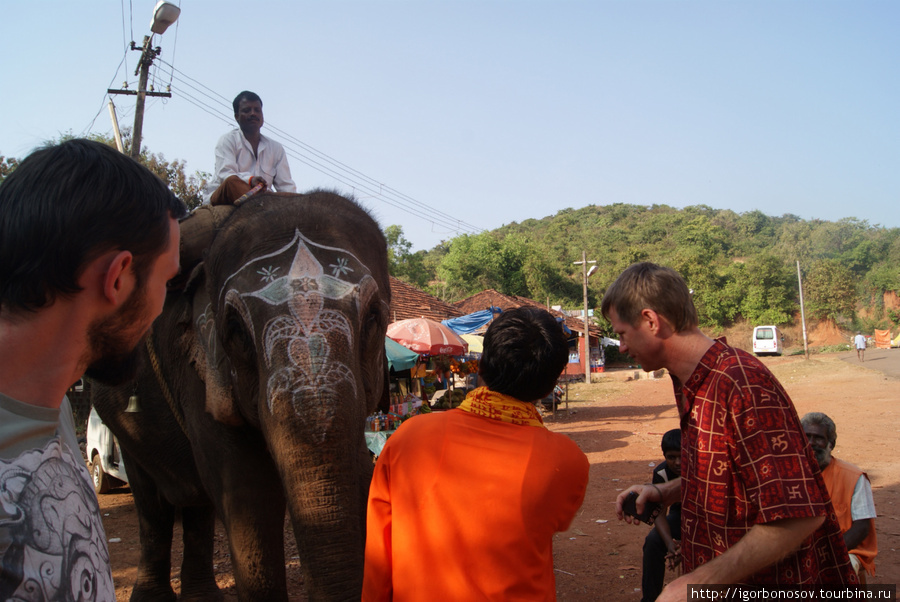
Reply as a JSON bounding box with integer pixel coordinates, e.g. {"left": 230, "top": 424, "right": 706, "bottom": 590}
{"left": 262, "top": 380, "right": 371, "bottom": 601}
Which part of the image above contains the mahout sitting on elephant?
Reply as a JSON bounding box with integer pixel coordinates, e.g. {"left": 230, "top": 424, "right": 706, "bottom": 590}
{"left": 91, "top": 191, "right": 390, "bottom": 601}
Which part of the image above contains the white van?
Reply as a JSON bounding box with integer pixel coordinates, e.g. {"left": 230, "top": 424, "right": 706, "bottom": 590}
{"left": 86, "top": 407, "right": 129, "bottom": 493}
{"left": 752, "top": 325, "right": 783, "bottom": 356}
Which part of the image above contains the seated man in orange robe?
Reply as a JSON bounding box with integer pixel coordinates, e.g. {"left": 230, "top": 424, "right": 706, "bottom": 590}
{"left": 801, "top": 412, "right": 877, "bottom": 581}
{"left": 364, "top": 307, "right": 590, "bottom": 600}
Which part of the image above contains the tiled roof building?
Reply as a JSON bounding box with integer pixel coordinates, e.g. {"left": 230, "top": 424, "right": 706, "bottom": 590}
{"left": 388, "top": 277, "right": 464, "bottom": 323}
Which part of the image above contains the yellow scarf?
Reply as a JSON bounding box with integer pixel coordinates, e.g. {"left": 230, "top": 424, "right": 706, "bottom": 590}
{"left": 456, "top": 387, "right": 546, "bottom": 428}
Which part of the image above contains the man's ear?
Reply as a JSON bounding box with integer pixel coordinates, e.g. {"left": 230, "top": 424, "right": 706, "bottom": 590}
{"left": 642, "top": 308, "right": 675, "bottom": 338}
{"left": 102, "top": 250, "right": 135, "bottom": 305}
{"left": 640, "top": 308, "right": 661, "bottom": 333}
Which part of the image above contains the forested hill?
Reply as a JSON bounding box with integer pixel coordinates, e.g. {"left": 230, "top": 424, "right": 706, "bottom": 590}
{"left": 389, "top": 203, "right": 900, "bottom": 332}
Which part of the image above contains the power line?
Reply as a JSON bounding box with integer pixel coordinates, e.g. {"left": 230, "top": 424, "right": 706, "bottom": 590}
{"left": 152, "top": 59, "right": 485, "bottom": 238}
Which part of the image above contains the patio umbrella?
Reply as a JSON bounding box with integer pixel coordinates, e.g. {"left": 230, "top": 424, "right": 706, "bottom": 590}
{"left": 387, "top": 318, "right": 469, "bottom": 356}
{"left": 385, "top": 336, "right": 420, "bottom": 371}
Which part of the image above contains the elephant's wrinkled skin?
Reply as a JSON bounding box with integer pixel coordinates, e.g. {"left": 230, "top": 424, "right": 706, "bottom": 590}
{"left": 92, "top": 192, "right": 390, "bottom": 601}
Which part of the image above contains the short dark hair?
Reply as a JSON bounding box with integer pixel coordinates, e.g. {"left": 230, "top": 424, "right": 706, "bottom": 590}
{"left": 233, "top": 90, "right": 263, "bottom": 116}
{"left": 661, "top": 428, "right": 681, "bottom": 453}
{"left": 601, "top": 262, "right": 698, "bottom": 332}
{"left": 800, "top": 412, "right": 837, "bottom": 449}
{"left": 0, "top": 139, "right": 187, "bottom": 314}
{"left": 478, "top": 307, "right": 569, "bottom": 402}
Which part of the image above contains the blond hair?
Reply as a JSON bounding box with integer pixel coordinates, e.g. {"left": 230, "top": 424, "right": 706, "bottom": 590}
{"left": 601, "top": 262, "right": 698, "bottom": 332}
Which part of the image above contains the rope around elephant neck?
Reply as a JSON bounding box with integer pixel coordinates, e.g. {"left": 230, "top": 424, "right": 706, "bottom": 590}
{"left": 145, "top": 329, "right": 190, "bottom": 436}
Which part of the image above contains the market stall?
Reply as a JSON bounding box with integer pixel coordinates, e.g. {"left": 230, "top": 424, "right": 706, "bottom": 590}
{"left": 387, "top": 317, "right": 469, "bottom": 409}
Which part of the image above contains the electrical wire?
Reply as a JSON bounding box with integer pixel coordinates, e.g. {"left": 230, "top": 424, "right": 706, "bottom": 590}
{"left": 82, "top": 49, "right": 133, "bottom": 135}
{"left": 120, "top": 0, "right": 130, "bottom": 76}
{"left": 166, "top": 0, "right": 181, "bottom": 89}
{"left": 153, "top": 59, "right": 484, "bottom": 237}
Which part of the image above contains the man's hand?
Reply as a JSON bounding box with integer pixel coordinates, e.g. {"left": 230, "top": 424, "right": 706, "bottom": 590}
{"left": 666, "top": 540, "right": 682, "bottom": 571}
{"left": 248, "top": 176, "right": 269, "bottom": 190}
{"left": 616, "top": 484, "right": 659, "bottom": 524}
{"left": 615, "top": 478, "right": 681, "bottom": 524}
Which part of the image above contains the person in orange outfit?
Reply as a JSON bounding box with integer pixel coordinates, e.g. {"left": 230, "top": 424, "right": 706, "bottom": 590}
{"left": 364, "top": 307, "right": 589, "bottom": 601}
{"left": 801, "top": 412, "right": 877, "bottom": 581}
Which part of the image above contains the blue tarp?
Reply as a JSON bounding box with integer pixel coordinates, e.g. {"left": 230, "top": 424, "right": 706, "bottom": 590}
{"left": 385, "top": 336, "right": 419, "bottom": 371}
{"left": 442, "top": 307, "right": 501, "bottom": 335}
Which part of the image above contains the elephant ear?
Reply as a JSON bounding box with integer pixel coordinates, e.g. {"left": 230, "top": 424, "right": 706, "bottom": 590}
{"left": 358, "top": 275, "right": 391, "bottom": 415}
{"left": 187, "top": 271, "right": 245, "bottom": 426}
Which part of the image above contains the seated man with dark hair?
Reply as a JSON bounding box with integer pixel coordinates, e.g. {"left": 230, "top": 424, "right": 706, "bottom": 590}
{"left": 641, "top": 428, "right": 682, "bottom": 602}
{"left": 206, "top": 90, "right": 296, "bottom": 205}
{"left": 801, "top": 412, "right": 877, "bottom": 582}
{"left": 364, "top": 307, "right": 590, "bottom": 600}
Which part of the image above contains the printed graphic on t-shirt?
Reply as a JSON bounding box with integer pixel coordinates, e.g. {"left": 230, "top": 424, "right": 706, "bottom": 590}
{"left": 0, "top": 439, "right": 114, "bottom": 601}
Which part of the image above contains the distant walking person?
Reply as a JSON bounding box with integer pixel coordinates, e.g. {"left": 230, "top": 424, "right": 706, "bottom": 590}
{"left": 854, "top": 332, "right": 867, "bottom": 362}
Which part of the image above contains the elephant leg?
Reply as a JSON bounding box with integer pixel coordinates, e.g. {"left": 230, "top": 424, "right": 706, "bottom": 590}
{"left": 178, "top": 505, "right": 221, "bottom": 601}
{"left": 221, "top": 482, "right": 288, "bottom": 601}
{"left": 127, "top": 464, "right": 177, "bottom": 602}
{"left": 194, "top": 424, "right": 289, "bottom": 600}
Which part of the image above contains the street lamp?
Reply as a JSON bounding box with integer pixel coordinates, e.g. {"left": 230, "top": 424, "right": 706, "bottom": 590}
{"left": 108, "top": 2, "right": 181, "bottom": 158}
{"left": 573, "top": 251, "right": 597, "bottom": 384}
{"left": 150, "top": 1, "right": 181, "bottom": 34}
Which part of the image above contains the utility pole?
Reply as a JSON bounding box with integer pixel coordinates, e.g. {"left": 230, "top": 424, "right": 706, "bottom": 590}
{"left": 573, "top": 251, "right": 597, "bottom": 384}
{"left": 107, "top": 2, "right": 180, "bottom": 157}
{"left": 797, "top": 260, "right": 810, "bottom": 360}
{"left": 108, "top": 38, "right": 172, "bottom": 159}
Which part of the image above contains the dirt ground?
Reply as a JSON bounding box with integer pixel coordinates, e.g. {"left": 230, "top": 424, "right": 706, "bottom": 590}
{"left": 96, "top": 350, "right": 900, "bottom": 600}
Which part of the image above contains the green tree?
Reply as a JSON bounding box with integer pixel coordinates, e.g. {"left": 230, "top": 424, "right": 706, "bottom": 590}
{"left": 0, "top": 154, "right": 19, "bottom": 184}
{"left": 803, "top": 259, "right": 856, "bottom": 321}
{"left": 385, "top": 225, "right": 430, "bottom": 288}
{"left": 723, "top": 255, "right": 795, "bottom": 325}
{"left": 437, "top": 233, "right": 504, "bottom": 299}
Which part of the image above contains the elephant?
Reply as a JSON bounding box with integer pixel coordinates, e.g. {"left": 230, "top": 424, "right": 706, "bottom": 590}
{"left": 91, "top": 191, "right": 391, "bottom": 601}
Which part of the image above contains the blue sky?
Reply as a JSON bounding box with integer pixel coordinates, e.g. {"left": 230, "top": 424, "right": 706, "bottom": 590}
{"left": 2, "top": 1, "right": 897, "bottom": 251}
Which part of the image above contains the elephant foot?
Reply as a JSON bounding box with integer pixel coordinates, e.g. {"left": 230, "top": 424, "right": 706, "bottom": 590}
{"left": 178, "top": 582, "right": 223, "bottom": 602}
{"left": 179, "top": 591, "right": 223, "bottom": 602}
{"left": 130, "top": 584, "right": 177, "bottom": 602}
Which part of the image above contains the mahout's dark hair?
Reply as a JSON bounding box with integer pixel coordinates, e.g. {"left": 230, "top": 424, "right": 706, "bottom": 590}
{"left": 233, "top": 90, "right": 263, "bottom": 116}
{"left": 478, "top": 306, "right": 569, "bottom": 402}
{"left": 661, "top": 428, "right": 681, "bottom": 453}
{"left": 0, "top": 138, "right": 187, "bottom": 313}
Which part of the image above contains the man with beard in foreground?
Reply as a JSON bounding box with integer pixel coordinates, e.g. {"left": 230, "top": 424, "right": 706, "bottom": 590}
{"left": 0, "top": 139, "right": 186, "bottom": 600}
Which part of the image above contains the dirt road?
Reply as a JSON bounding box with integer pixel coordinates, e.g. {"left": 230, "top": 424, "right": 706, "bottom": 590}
{"left": 97, "top": 351, "right": 900, "bottom": 600}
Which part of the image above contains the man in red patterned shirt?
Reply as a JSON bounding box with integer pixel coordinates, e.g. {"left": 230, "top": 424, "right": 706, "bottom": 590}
{"left": 604, "top": 262, "right": 856, "bottom": 600}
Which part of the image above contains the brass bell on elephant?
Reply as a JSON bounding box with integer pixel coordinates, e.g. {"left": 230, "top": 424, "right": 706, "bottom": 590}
{"left": 125, "top": 394, "right": 140, "bottom": 413}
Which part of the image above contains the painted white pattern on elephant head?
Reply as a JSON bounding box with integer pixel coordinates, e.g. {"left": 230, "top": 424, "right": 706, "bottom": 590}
{"left": 220, "top": 230, "right": 380, "bottom": 428}
{"left": 195, "top": 303, "right": 220, "bottom": 365}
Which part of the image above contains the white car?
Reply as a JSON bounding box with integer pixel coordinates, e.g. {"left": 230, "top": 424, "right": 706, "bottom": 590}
{"left": 86, "top": 407, "right": 129, "bottom": 493}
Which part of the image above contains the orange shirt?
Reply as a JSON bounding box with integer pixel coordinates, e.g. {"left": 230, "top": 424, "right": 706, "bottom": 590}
{"left": 363, "top": 409, "right": 589, "bottom": 601}
{"left": 821, "top": 457, "right": 878, "bottom": 576}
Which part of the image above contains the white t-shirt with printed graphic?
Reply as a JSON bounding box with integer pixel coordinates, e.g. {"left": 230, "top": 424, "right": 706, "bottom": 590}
{"left": 0, "top": 392, "right": 115, "bottom": 601}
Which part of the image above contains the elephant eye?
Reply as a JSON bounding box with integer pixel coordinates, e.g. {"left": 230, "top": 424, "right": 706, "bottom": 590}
{"left": 223, "top": 310, "right": 256, "bottom": 367}
{"left": 362, "top": 302, "right": 388, "bottom": 350}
